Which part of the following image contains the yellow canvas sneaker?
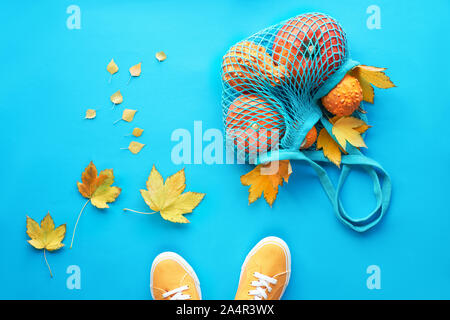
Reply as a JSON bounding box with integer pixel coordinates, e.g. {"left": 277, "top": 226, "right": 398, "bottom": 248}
{"left": 235, "top": 236, "right": 291, "bottom": 300}
{"left": 150, "top": 252, "right": 202, "bottom": 300}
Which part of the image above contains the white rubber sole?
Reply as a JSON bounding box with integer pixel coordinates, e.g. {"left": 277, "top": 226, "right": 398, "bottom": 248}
{"left": 150, "top": 252, "right": 202, "bottom": 300}
{"left": 237, "top": 236, "right": 291, "bottom": 299}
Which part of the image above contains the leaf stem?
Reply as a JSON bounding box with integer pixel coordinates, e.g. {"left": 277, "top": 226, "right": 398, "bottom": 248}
{"left": 123, "top": 208, "right": 156, "bottom": 215}
{"left": 43, "top": 249, "right": 53, "bottom": 278}
{"left": 70, "top": 199, "right": 90, "bottom": 249}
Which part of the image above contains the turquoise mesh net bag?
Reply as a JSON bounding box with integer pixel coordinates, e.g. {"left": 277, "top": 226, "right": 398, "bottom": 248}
{"left": 221, "top": 13, "right": 392, "bottom": 232}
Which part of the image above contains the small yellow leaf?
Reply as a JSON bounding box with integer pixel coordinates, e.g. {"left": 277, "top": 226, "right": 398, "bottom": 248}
{"left": 129, "top": 62, "right": 142, "bottom": 77}
{"left": 132, "top": 127, "right": 144, "bottom": 137}
{"left": 241, "top": 160, "right": 292, "bottom": 207}
{"left": 128, "top": 141, "right": 145, "bottom": 154}
{"left": 350, "top": 65, "right": 395, "bottom": 103}
{"left": 85, "top": 109, "right": 96, "bottom": 119}
{"left": 332, "top": 116, "right": 368, "bottom": 150}
{"left": 107, "top": 59, "right": 119, "bottom": 75}
{"left": 122, "top": 109, "right": 137, "bottom": 122}
{"left": 155, "top": 51, "right": 167, "bottom": 62}
{"left": 110, "top": 90, "right": 123, "bottom": 105}
{"left": 317, "top": 128, "right": 343, "bottom": 167}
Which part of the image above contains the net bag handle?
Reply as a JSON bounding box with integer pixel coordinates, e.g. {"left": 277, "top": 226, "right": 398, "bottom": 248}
{"left": 305, "top": 148, "right": 391, "bottom": 232}
{"left": 258, "top": 146, "right": 391, "bottom": 232}
{"left": 315, "top": 112, "right": 392, "bottom": 231}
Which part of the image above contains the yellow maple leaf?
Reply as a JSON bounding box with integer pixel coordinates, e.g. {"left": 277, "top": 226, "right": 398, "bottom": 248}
{"left": 241, "top": 160, "right": 292, "bottom": 207}
{"left": 349, "top": 65, "right": 395, "bottom": 103}
{"left": 317, "top": 117, "right": 370, "bottom": 167}
{"left": 129, "top": 62, "right": 142, "bottom": 77}
{"left": 124, "top": 166, "right": 205, "bottom": 223}
{"left": 317, "top": 128, "right": 344, "bottom": 167}
{"left": 332, "top": 116, "right": 368, "bottom": 150}
{"left": 26, "top": 213, "right": 66, "bottom": 277}
{"left": 76, "top": 161, "right": 121, "bottom": 208}
{"left": 107, "top": 59, "right": 119, "bottom": 75}
{"left": 330, "top": 115, "right": 371, "bottom": 133}
{"left": 71, "top": 161, "right": 121, "bottom": 248}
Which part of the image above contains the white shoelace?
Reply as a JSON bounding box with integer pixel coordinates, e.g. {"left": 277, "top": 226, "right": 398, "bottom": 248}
{"left": 249, "top": 272, "right": 278, "bottom": 300}
{"left": 162, "top": 285, "right": 191, "bottom": 300}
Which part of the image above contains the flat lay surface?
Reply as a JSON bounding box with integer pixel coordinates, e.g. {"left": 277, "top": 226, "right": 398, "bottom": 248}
{"left": 1, "top": 0, "right": 449, "bottom": 299}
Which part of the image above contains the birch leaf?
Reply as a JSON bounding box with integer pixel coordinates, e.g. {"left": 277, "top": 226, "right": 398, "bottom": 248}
{"left": 132, "top": 127, "right": 144, "bottom": 137}
{"left": 127, "top": 141, "right": 145, "bottom": 154}
{"left": 129, "top": 62, "right": 142, "bottom": 77}
{"left": 107, "top": 59, "right": 119, "bottom": 75}
{"left": 85, "top": 109, "right": 96, "bottom": 119}
{"left": 110, "top": 90, "right": 123, "bottom": 105}
{"left": 122, "top": 109, "right": 137, "bottom": 122}
{"left": 155, "top": 51, "right": 167, "bottom": 62}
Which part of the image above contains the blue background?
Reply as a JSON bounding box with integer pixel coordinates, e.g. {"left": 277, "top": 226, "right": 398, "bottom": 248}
{"left": 1, "top": 0, "right": 449, "bottom": 299}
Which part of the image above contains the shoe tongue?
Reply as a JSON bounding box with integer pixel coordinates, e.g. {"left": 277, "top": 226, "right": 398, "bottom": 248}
{"left": 253, "top": 261, "right": 276, "bottom": 280}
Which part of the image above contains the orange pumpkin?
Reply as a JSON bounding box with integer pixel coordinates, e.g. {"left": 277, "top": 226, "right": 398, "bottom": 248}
{"left": 222, "top": 41, "right": 285, "bottom": 93}
{"left": 226, "top": 94, "right": 285, "bottom": 154}
{"left": 300, "top": 126, "right": 318, "bottom": 149}
{"left": 272, "top": 13, "right": 346, "bottom": 86}
{"left": 321, "top": 74, "right": 363, "bottom": 116}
